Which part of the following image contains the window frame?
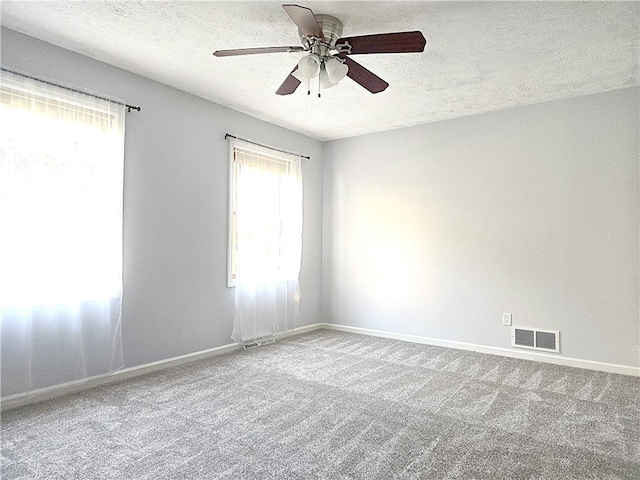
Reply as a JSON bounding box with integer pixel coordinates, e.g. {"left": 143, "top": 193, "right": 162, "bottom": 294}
{"left": 226, "top": 140, "right": 299, "bottom": 288}
{"left": 227, "top": 140, "right": 237, "bottom": 287}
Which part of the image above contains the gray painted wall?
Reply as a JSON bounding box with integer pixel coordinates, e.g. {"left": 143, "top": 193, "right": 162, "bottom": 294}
{"left": 323, "top": 88, "right": 639, "bottom": 368}
{"left": 1, "top": 28, "right": 324, "bottom": 394}
{"left": 2, "top": 27, "right": 639, "bottom": 398}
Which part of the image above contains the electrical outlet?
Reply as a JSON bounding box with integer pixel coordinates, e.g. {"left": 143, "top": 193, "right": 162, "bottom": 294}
{"left": 502, "top": 313, "right": 512, "bottom": 326}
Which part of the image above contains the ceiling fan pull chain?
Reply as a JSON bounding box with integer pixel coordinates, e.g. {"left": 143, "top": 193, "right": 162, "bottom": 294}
{"left": 318, "top": 73, "right": 321, "bottom": 98}
{"left": 307, "top": 77, "right": 311, "bottom": 95}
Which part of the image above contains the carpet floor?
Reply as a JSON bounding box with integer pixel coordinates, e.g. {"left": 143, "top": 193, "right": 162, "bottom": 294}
{"left": 2, "top": 329, "right": 639, "bottom": 479}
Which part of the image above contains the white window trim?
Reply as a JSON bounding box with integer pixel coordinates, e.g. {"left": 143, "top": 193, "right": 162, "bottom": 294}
{"left": 227, "top": 139, "right": 237, "bottom": 287}
{"left": 226, "top": 139, "right": 301, "bottom": 288}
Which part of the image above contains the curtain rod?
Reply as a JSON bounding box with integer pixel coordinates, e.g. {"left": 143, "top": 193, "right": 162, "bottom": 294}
{"left": 225, "top": 133, "right": 310, "bottom": 160}
{"left": 1, "top": 67, "right": 141, "bottom": 113}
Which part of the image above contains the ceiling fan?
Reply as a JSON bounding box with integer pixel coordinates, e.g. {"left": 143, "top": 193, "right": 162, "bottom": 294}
{"left": 213, "top": 4, "right": 426, "bottom": 97}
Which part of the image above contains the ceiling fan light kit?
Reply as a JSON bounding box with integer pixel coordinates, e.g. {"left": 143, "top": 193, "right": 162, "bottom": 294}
{"left": 213, "top": 4, "right": 426, "bottom": 97}
{"left": 292, "top": 55, "right": 348, "bottom": 96}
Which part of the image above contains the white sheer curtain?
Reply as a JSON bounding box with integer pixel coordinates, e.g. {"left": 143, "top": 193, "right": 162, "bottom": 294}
{"left": 0, "top": 69, "right": 125, "bottom": 397}
{"left": 229, "top": 139, "right": 303, "bottom": 346}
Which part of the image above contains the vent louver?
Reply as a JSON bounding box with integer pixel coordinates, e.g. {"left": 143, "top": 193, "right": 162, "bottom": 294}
{"left": 512, "top": 327, "right": 560, "bottom": 353}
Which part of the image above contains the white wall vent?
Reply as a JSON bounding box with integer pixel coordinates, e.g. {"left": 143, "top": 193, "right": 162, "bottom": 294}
{"left": 511, "top": 327, "right": 560, "bottom": 353}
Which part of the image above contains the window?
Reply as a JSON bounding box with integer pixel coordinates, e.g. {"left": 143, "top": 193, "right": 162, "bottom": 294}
{"left": 0, "top": 71, "right": 124, "bottom": 307}
{"left": 227, "top": 139, "right": 303, "bottom": 287}
{"left": 227, "top": 137, "right": 303, "bottom": 344}
{"left": 0, "top": 69, "right": 126, "bottom": 395}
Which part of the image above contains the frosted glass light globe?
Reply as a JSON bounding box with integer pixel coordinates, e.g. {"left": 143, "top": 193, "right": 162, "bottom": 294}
{"left": 295, "top": 54, "right": 320, "bottom": 79}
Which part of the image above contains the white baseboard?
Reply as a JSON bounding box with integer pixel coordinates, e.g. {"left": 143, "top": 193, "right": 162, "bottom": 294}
{"left": 3, "top": 321, "right": 636, "bottom": 410}
{"left": 0, "top": 323, "right": 324, "bottom": 411}
{"left": 319, "top": 323, "right": 640, "bottom": 377}
{"left": 277, "top": 322, "right": 324, "bottom": 339}
{"left": 1, "top": 342, "right": 242, "bottom": 411}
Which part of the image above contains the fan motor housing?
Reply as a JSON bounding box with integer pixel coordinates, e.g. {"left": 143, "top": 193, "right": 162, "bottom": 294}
{"left": 298, "top": 14, "right": 343, "bottom": 49}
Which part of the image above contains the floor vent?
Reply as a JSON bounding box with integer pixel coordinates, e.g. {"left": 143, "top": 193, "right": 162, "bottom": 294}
{"left": 242, "top": 335, "right": 275, "bottom": 350}
{"left": 512, "top": 327, "right": 560, "bottom": 353}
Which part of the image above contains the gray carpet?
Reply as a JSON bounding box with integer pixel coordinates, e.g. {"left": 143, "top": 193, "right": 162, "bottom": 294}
{"left": 2, "top": 329, "right": 639, "bottom": 479}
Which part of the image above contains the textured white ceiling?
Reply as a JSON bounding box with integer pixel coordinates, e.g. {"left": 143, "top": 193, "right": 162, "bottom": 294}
{"left": 1, "top": 1, "right": 638, "bottom": 141}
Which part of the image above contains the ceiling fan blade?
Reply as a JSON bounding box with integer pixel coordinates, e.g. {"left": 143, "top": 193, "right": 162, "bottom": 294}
{"left": 276, "top": 66, "right": 301, "bottom": 95}
{"left": 213, "top": 46, "right": 304, "bottom": 57}
{"left": 341, "top": 57, "right": 389, "bottom": 94}
{"left": 283, "top": 4, "right": 324, "bottom": 40}
{"left": 337, "top": 31, "right": 426, "bottom": 55}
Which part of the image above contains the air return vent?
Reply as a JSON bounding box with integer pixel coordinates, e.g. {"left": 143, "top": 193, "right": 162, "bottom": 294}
{"left": 512, "top": 327, "right": 560, "bottom": 353}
